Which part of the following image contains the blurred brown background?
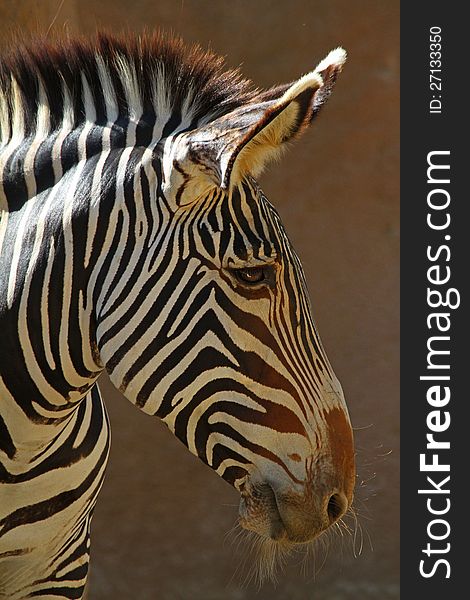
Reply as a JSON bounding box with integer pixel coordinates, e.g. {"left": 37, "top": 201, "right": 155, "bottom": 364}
{"left": 0, "top": 1, "right": 399, "bottom": 598}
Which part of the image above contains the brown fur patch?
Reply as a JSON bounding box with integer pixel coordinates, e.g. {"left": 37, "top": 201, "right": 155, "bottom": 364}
{"left": 288, "top": 453, "right": 302, "bottom": 462}
{"left": 323, "top": 407, "right": 355, "bottom": 500}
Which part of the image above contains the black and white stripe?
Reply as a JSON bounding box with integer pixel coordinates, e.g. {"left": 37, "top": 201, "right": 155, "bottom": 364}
{"left": 0, "top": 33, "right": 353, "bottom": 598}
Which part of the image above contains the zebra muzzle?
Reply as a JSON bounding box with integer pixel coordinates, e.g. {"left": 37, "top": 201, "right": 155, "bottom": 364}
{"left": 238, "top": 478, "right": 349, "bottom": 544}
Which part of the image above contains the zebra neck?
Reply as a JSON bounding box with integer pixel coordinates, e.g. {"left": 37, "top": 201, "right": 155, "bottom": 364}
{"left": 0, "top": 118, "right": 169, "bottom": 418}
{"left": 0, "top": 376, "right": 100, "bottom": 466}
{"left": 0, "top": 144, "right": 108, "bottom": 417}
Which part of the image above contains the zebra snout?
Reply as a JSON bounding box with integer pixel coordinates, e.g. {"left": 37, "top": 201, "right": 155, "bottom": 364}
{"left": 271, "top": 484, "right": 349, "bottom": 543}
{"left": 238, "top": 477, "right": 351, "bottom": 544}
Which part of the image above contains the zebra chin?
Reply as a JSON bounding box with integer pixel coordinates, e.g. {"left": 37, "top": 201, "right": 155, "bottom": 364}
{"left": 236, "top": 467, "right": 353, "bottom": 545}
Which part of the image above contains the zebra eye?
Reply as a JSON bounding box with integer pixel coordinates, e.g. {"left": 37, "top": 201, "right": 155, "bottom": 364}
{"left": 233, "top": 266, "right": 266, "bottom": 285}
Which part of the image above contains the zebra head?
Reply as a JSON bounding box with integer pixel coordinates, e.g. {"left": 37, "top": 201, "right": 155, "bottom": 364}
{"left": 97, "top": 46, "right": 354, "bottom": 547}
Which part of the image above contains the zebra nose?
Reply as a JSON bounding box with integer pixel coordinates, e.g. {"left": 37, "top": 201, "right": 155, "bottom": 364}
{"left": 326, "top": 491, "right": 348, "bottom": 524}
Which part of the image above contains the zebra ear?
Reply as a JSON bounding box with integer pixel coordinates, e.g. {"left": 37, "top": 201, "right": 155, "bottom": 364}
{"left": 184, "top": 47, "right": 347, "bottom": 189}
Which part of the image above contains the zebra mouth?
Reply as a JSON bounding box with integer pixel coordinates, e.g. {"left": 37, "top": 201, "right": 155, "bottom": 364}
{"left": 238, "top": 483, "right": 288, "bottom": 541}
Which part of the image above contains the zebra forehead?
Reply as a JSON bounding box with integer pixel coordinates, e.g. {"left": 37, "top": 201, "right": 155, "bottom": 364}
{"left": 0, "top": 31, "right": 258, "bottom": 141}
{"left": 193, "top": 181, "right": 285, "bottom": 258}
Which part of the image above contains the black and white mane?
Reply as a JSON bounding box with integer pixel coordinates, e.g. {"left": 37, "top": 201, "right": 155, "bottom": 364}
{"left": 0, "top": 32, "right": 262, "bottom": 144}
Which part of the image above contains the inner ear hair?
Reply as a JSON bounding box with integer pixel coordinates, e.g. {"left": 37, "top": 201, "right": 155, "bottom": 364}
{"left": 222, "top": 74, "right": 323, "bottom": 188}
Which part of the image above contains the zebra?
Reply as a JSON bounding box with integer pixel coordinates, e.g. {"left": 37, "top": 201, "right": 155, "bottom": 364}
{"left": 0, "top": 33, "right": 355, "bottom": 598}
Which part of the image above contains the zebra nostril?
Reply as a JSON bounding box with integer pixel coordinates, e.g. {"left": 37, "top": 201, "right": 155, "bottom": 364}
{"left": 326, "top": 492, "right": 347, "bottom": 524}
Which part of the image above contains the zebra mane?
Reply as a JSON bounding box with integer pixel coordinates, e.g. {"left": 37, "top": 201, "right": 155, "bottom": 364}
{"left": 0, "top": 32, "right": 258, "bottom": 144}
